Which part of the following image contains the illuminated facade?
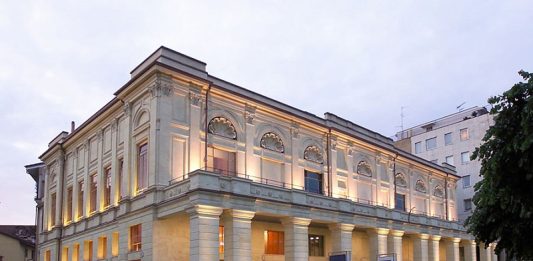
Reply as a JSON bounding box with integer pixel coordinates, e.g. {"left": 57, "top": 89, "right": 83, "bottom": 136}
{"left": 35, "top": 47, "right": 479, "bottom": 261}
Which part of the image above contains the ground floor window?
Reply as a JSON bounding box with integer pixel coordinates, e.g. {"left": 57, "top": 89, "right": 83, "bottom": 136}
{"left": 265, "top": 230, "right": 284, "bottom": 255}
{"left": 308, "top": 234, "right": 324, "bottom": 256}
{"left": 305, "top": 170, "right": 323, "bottom": 194}
{"left": 395, "top": 193, "right": 406, "bottom": 211}
{"left": 130, "top": 224, "right": 142, "bottom": 251}
{"left": 219, "top": 226, "right": 224, "bottom": 256}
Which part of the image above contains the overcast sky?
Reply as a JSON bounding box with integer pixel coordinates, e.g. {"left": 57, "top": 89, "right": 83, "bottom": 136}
{"left": 1, "top": 1, "right": 532, "bottom": 224}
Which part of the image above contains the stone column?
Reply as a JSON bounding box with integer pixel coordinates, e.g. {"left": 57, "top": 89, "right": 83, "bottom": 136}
{"left": 329, "top": 223, "right": 355, "bottom": 254}
{"left": 223, "top": 209, "right": 255, "bottom": 261}
{"left": 282, "top": 217, "right": 311, "bottom": 261}
{"left": 388, "top": 230, "right": 404, "bottom": 261}
{"left": 428, "top": 235, "right": 441, "bottom": 261}
{"left": 491, "top": 244, "right": 498, "bottom": 261}
{"left": 479, "top": 242, "right": 492, "bottom": 261}
{"left": 446, "top": 237, "right": 461, "bottom": 261}
{"left": 463, "top": 240, "right": 477, "bottom": 261}
{"left": 413, "top": 234, "right": 430, "bottom": 261}
{"left": 188, "top": 205, "right": 223, "bottom": 261}
{"left": 368, "top": 228, "right": 389, "bottom": 261}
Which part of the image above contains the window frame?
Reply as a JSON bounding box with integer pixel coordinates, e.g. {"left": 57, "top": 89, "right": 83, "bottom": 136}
{"left": 461, "top": 151, "right": 470, "bottom": 164}
{"left": 207, "top": 146, "right": 237, "bottom": 176}
{"left": 445, "top": 155, "right": 454, "bottom": 166}
{"left": 464, "top": 198, "right": 472, "bottom": 211}
{"left": 414, "top": 142, "right": 422, "bottom": 154}
{"left": 130, "top": 224, "right": 142, "bottom": 252}
{"left": 136, "top": 142, "right": 148, "bottom": 192}
{"left": 304, "top": 170, "right": 323, "bottom": 194}
{"left": 444, "top": 132, "right": 453, "bottom": 145}
{"left": 308, "top": 234, "right": 325, "bottom": 256}
{"left": 394, "top": 193, "right": 406, "bottom": 211}
{"left": 77, "top": 180, "right": 84, "bottom": 219}
{"left": 103, "top": 167, "right": 112, "bottom": 209}
{"left": 460, "top": 128, "right": 469, "bottom": 141}
{"left": 66, "top": 186, "right": 73, "bottom": 223}
{"left": 265, "top": 230, "right": 284, "bottom": 255}
{"left": 89, "top": 173, "right": 98, "bottom": 214}
{"left": 425, "top": 137, "right": 437, "bottom": 151}
{"left": 463, "top": 175, "right": 471, "bottom": 188}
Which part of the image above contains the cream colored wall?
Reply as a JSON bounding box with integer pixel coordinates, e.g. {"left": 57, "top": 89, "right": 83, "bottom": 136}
{"left": 153, "top": 214, "right": 190, "bottom": 261}
{"left": 402, "top": 236, "right": 414, "bottom": 261}
{"left": 352, "top": 230, "right": 370, "bottom": 261}
{"left": 0, "top": 234, "right": 29, "bottom": 261}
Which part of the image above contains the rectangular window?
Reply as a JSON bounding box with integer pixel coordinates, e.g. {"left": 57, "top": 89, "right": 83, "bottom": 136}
{"left": 118, "top": 159, "right": 124, "bottom": 200}
{"left": 414, "top": 142, "right": 422, "bottom": 154}
{"left": 308, "top": 235, "right": 324, "bottom": 256}
{"left": 66, "top": 186, "right": 73, "bottom": 223}
{"left": 50, "top": 192, "right": 56, "bottom": 227}
{"left": 304, "top": 170, "right": 323, "bottom": 194}
{"left": 44, "top": 250, "right": 51, "bottom": 261}
{"left": 89, "top": 174, "right": 98, "bottom": 213}
{"left": 103, "top": 168, "right": 111, "bottom": 209}
{"left": 444, "top": 132, "right": 453, "bottom": 145}
{"left": 463, "top": 175, "right": 471, "bottom": 188}
{"left": 112, "top": 232, "right": 119, "bottom": 257}
{"left": 137, "top": 143, "right": 148, "bottom": 192}
{"left": 84, "top": 240, "right": 93, "bottom": 261}
{"left": 77, "top": 181, "right": 84, "bottom": 218}
{"left": 73, "top": 244, "right": 79, "bottom": 261}
{"left": 62, "top": 247, "right": 68, "bottom": 261}
{"left": 395, "top": 193, "right": 406, "bottom": 211}
{"left": 461, "top": 152, "right": 470, "bottom": 164}
{"left": 130, "top": 224, "right": 142, "bottom": 252}
{"left": 445, "top": 155, "right": 454, "bottom": 166}
{"left": 98, "top": 236, "right": 107, "bottom": 259}
{"left": 207, "top": 147, "right": 236, "bottom": 176}
{"left": 460, "top": 128, "right": 469, "bottom": 141}
{"left": 219, "top": 226, "right": 224, "bottom": 256}
{"left": 265, "top": 230, "right": 284, "bottom": 255}
{"left": 464, "top": 198, "right": 472, "bottom": 211}
{"left": 425, "top": 137, "right": 437, "bottom": 150}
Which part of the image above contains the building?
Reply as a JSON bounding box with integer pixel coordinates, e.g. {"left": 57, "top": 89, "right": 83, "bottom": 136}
{"left": 0, "top": 225, "right": 35, "bottom": 261}
{"left": 26, "top": 162, "right": 47, "bottom": 261}
{"left": 394, "top": 107, "right": 493, "bottom": 223}
{"left": 32, "top": 46, "right": 495, "bottom": 261}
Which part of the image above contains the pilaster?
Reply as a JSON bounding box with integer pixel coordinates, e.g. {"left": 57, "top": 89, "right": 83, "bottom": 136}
{"left": 188, "top": 88, "right": 203, "bottom": 172}
{"left": 329, "top": 223, "right": 355, "bottom": 254}
{"left": 188, "top": 205, "right": 223, "bottom": 261}
{"left": 463, "top": 239, "right": 477, "bottom": 261}
{"left": 388, "top": 230, "right": 404, "bottom": 261}
{"left": 282, "top": 217, "right": 311, "bottom": 261}
{"left": 446, "top": 237, "right": 461, "bottom": 261}
{"left": 413, "top": 233, "right": 430, "bottom": 261}
{"left": 223, "top": 209, "right": 255, "bottom": 261}
{"left": 479, "top": 242, "right": 492, "bottom": 261}
{"left": 428, "top": 235, "right": 441, "bottom": 261}
{"left": 368, "top": 228, "right": 389, "bottom": 261}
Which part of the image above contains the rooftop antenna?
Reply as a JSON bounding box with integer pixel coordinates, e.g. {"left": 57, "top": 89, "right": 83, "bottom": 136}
{"left": 456, "top": 102, "right": 466, "bottom": 111}
{"left": 395, "top": 106, "right": 407, "bottom": 139}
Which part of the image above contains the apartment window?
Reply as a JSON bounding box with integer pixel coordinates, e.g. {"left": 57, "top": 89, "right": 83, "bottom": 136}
{"left": 395, "top": 193, "right": 406, "bottom": 211}
{"left": 89, "top": 174, "right": 98, "bottom": 213}
{"left": 50, "top": 192, "right": 56, "bottom": 227}
{"left": 130, "top": 224, "right": 142, "bottom": 252}
{"left": 308, "top": 235, "right": 324, "bottom": 256}
{"left": 77, "top": 180, "right": 84, "bottom": 218}
{"left": 463, "top": 175, "right": 471, "bottom": 188}
{"left": 66, "top": 186, "right": 73, "bottom": 223}
{"left": 461, "top": 152, "right": 470, "bottom": 164}
{"left": 265, "top": 230, "right": 284, "bottom": 255}
{"left": 98, "top": 236, "right": 107, "bottom": 259}
{"left": 304, "top": 170, "right": 323, "bottom": 194}
{"left": 414, "top": 142, "right": 422, "bottom": 154}
{"left": 444, "top": 132, "right": 453, "bottom": 145}
{"left": 103, "top": 168, "right": 111, "bottom": 209}
{"left": 460, "top": 128, "right": 469, "bottom": 141}
{"left": 426, "top": 137, "right": 437, "bottom": 150}
{"left": 219, "top": 226, "right": 224, "bottom": 256}
{"left": 137, "top": 143, "right": 148, "bottom": 192}
{"left": 207, "top": 147, "right": 236, "bottom": 176}
{"left": 464, "top": 198, "right": 472, "bottom": 211}
{"left": 445, "top": 155, "right": 454, "bottom": 166}
{"left": 118, "top": 159, "right": 124, "bottom": 200}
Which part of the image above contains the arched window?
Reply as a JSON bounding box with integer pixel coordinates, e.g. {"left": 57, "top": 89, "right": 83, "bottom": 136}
{"left": 395, "top": 173, "right": 407, "bottom": 187}
{"left": 356, "top": 161, "right": 372, "bottom": 177}
{"left": 260, "top": 132, "right": 284, "bottom": 153}
{"left": 304, "top": 145, "right": 323, "bottom": 164}
{"left": 415, "top": 179, "right": 427, "bottom": 193}
{"left": 208, "top": 117, "right": 237, "bottom": 140}
{"left": 434, "top": 185, "right": 445, "bottom": 198}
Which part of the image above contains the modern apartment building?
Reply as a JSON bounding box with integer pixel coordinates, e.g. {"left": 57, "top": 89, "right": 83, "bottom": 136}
{"left": 30, "top": 47, "right": 496, "bottom": 261}
{"left": 394, "top": 107, "right": 493, "bottom": 223}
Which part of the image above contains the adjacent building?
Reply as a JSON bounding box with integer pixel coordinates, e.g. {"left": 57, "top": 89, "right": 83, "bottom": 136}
{"left": 32, "top": 46, "right": 493, "bottom": 261}
{"left": 0, "top": 225, "right": 36, "bottom": 261}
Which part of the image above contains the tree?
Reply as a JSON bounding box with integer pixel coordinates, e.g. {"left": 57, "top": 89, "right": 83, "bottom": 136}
{"left": 466, "top": 70, "right": 533, "bottom": 260}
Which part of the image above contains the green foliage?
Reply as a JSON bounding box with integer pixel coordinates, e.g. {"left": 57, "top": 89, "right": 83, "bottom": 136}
{"left": 466, "top": 70, "right": 533, "bottom": 260}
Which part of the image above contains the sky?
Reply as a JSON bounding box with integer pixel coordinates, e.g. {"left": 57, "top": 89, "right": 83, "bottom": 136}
{"left": 1, "top": 0, "right": 532, "bottom": 225}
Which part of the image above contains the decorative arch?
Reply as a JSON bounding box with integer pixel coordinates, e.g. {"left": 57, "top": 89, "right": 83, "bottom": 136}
{"left": 434, "top": 185, "right": 445, "bottom": 198}
{"left": 208, "top": 117, "right": 237, "bottom": 140}
{"left": 395, "top": 173, "right": 408, "bottom": 187}
{"left": 260, "top": 132, "right": 285, "bottom": 153}
{"left": 133, "top": 108, "right": 150, "bottom": 128}
{"left": 415, "top": 179, "right": 427, "bottom": 193}
{"left": 304, "top": 145, "right": 324, "bottom": 164}
{"left": 356, "top": 161, "right": 373, "bottom": 177}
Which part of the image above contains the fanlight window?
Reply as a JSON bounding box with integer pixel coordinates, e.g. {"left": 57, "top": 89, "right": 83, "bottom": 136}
{"left": 260, "top": 132, "right": 284, "bottom": 153}
{"left": 415, "top": 179, "right": 427, "bottom": 193}
{"left": 356, "top": 161, "right": 372, "bottom": 177}
{"left": 395, "top": 173, "right": 407, "bottom": 187}
{"left": 304, "top": 145, "right": 323, "bottom": 164}
{"left": 434, "top": 185, "right": 445, "bottom": 198}
{"left": 208, "top": 117, "right": 237, "bottom": 140}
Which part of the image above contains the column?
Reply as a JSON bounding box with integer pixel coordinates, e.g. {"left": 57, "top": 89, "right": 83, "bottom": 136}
{"left": 188, "top": 87, "right": 203, "bottom": 172}
{"left": 188, "top": 205, "right": 223, "bottom": 261}
{"left": 413, "top": 234, "right": 429, "bottom": 261}
{"left": 123, "top": 102, "right": 132, "bottom": 199}
{"left": 428, "top": 235, "right": 441, "bottom": 261}
{"left": 368, "top": 228, "right": 389, "bottom": 261}
{"left": 388, "top": 230, "right": 404, "bottom": 261}
{"left": 223, "top": 209, "right": 255, "bottom": 261}
{"left": 282, "top": 217, "right": 311, "bottom": 261}
{"left": 329, "top": 223, "right": 355, "bottom": 254}
{"left": 463, "top": 239, "right": 477, "bottom": 261}
{"left": 479, "top": 242, "right": 491, "bottom": 261}
{"left": 347, "top": 147, "right": 356, "bottom": 200}
{"left": 244, "top": 105, "right": 258, "bottom": 179}
{"left": 446, "top": 237, "right": 461, "bottom": 261}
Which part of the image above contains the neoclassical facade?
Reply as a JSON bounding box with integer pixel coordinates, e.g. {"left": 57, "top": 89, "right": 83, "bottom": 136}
{"left": 35, "top": 47, "right": 484, "bottom": 261}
